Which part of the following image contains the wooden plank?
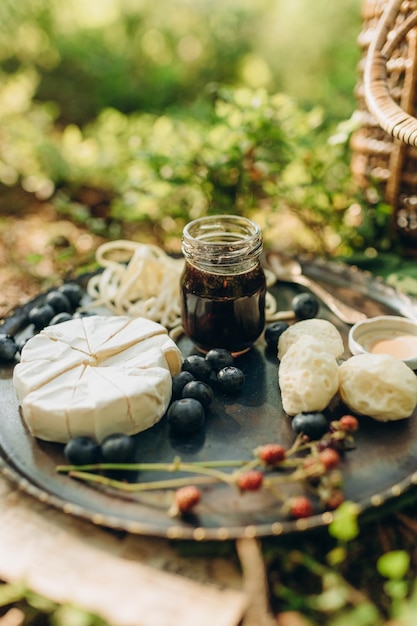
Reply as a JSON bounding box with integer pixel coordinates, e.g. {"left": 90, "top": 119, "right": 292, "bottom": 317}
{"left": 0, "top": 477, "right": 246, "bottom": 626}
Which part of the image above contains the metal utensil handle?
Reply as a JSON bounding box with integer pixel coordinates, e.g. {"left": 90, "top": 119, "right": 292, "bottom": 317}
{"left": 296, "top": 273, "right": 367, "bottom": 325}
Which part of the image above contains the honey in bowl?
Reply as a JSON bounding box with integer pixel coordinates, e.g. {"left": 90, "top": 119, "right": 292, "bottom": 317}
{"left": 370, "top": 335, "right": 417, "bottom": 360}
{"left": 348, "top": 315, "right": 417, "bottom": 370}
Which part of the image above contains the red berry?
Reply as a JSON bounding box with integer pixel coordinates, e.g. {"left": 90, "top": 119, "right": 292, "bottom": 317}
{"left": 257, "top": 443, "right": 286, "bottom": 465}
{"left": 174, "top": 485, "right": 201, "bottom": 513}
{"left": 289, "top": 496, "right": 314, "bottom": 519}
{"left": 319, "top": 448, "right": 340, "bottom": 470}
{"left": 237, "top": 470, "right": 264, "bottom": 491}
{"left": 339, "top": 414, "right": 359, "bottom": 432}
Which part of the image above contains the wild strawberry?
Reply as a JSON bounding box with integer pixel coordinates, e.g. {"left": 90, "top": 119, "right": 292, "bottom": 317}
{"left": 257, "top": 443, "right": 286, "bottom": 465}
{"left": 319, "top": 448, "right": 340, "bottom": 470}
{"left": 237, "top": 470, "right": 264, "bottom": 491}
{"left": 174, "top": 485, "right": 201, "bottom": 513}
{"left": 339, "top": 414, "right": 359, "bottom": 432}
{"left": 288, "top": 496, "right": 314, "bottom": 519}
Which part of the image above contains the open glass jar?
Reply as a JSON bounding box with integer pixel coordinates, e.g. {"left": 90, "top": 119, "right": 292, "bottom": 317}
{"left": 180, "top": 215, "right": 266, "bottom": 355}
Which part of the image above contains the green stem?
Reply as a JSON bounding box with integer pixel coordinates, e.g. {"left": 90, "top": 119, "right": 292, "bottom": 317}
{"left": 57, "top": 458, "right": 246, "bottom": 474}
{"left": 285, "top": 433, "right": 313, "bottom": 457}
{"left": 64, "top": 457, "right": 240, "bottom": 492}
{"left": 69, "top": 470, "right": 220, "bottom": 492}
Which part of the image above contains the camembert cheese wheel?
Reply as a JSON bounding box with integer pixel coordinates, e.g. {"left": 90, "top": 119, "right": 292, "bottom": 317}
{"left": 13, "top": 315, "right": 182, "bottom": 443}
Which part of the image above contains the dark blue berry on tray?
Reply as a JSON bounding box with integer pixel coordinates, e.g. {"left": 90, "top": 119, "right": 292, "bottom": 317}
{"left": 182, "top": 355, "right": 212, "bottom": 381}
{"left": 172, "top": 371, "right": 195, "bottom": 400}
{"left": 264, "top": 321, "right": 289, "bottom": 351}
{"left": 291, "top": 293, "right": 319, "bottom": 320}
{"left": 58, "top": 282, "right": 84, "bottom": 309}
{"left": 167, "top": 398, "right": 205, "bottom": 434}
{"left": 216, "top": 366, "right": 245, "bottom": 393}
{"left": 205, "top": 348, "right": 234, "bottom": 372}
{"left": 0, "top": 334, "right": 18, "bottom": 362}
{"left": 17, "top": 336, "right": 33, "bottom": 354}
{"left": 292, "top": 412, "right": 329, "bottom": 440}
{"left": 64, "top": 435, "right": 101, "bottom": 465}
{"left": 28, "top": 304, "right": 56, "bottom": 330}
{"left": 45, "top": 290, "right": 72, "bottom": 314}
{"left": 50, "top": 312, "right": 73, "bottom": 325}
{"left": 100, "top": 433, "right": 135, "bottom": 463}
{"left": 182, "top": 380, "right": 214, "bottom": 408}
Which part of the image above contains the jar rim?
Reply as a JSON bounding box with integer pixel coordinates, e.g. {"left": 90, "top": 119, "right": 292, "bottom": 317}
{"left": 183, "top": 214, "right": 261, "bottom": 240}
{"left": 182, "top": 215, "right": 263, "bottom": 267}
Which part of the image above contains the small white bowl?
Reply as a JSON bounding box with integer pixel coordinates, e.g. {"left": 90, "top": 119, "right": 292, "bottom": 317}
{"left": 348, "top": 315, "right": 417, "bottom": 370}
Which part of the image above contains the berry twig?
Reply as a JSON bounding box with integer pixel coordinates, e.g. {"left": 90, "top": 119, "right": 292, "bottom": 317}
{"left": 56, "top": 458, "right": 246, "bottom": 474}
{"left": 67, "top": 470, "right": 219, "bottom": 492}
{"left": 57, "top": 415, "right": 359, "bottom": 520}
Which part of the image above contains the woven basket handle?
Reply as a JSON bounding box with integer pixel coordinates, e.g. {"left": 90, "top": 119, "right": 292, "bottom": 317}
{"left": 364, "top": 0, "right": 417, "bottom": 145}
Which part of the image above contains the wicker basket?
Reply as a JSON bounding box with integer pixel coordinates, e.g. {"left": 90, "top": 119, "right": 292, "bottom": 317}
{"left": 351, "top": 0, "right": 417, "bottom": 248}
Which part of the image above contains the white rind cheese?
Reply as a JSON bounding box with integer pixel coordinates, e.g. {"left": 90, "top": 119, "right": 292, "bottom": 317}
{"left": 13, "top": 315, "right": 182, "bottom": 443}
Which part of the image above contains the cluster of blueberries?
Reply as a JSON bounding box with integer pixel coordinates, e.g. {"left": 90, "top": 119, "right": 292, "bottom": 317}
{"left": 167, "top": 349, "right": 245, "bottom": 434}
{"left": 0, "top": 282, "right": 84, "bottom": 362}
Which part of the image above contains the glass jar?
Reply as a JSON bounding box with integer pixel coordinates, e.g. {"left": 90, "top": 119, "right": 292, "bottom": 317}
{"left": 180, "top": 215, "right": 266, "bottom": 355}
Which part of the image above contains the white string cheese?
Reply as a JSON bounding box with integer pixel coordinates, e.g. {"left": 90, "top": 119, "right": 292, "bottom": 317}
{"left": 85, "top": 240, "right": 185, "bottom": 334}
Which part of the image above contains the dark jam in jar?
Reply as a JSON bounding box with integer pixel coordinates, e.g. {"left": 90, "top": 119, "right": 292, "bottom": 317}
{"left": 180, "top": 215, "right": 266, "bottom": 355}
{"left": 181, "top": 263, "right": 266, "bottom": 355}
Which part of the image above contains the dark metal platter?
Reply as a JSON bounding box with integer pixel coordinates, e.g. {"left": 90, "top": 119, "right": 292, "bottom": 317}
{"left": 1, "top": 253, "right": 417, "bottom": 541}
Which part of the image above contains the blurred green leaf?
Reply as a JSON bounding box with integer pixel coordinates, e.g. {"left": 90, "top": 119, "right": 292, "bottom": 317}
{"left": 377, "top": 550, "right": 410, "bottom": 580}
{"left": 328, "top": 501, "right": 360, "bottom": 542}
{"left": 328, "top": 603, "right": 382, "bottom": 626}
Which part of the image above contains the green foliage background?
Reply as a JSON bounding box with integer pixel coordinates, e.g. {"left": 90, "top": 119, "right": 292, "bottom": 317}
{"left": 0, "top": 0, "right": 389, "bottom": 260}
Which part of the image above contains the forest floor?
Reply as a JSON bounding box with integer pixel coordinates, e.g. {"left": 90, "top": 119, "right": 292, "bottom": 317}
{"left": 0, "top": 194, "right": 104, "bottom": 319}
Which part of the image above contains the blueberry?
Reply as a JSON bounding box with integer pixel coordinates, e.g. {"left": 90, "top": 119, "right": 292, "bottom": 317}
{"left": 217, "top": 366, "right": 245, "bottom": 393}
{"left": 64, "top": 436, "right": 101, "bottom": 465}
{"left": 264, "top": 321, "right": 289, "bottom": 351}
{"left": 292, "top": 412, "right": 329, "bottom": 440}
{"left": 167, "top": 398, "right": 205, "bottom": 434}
{"left": 182, "top": 355, "right": 212, "bottom": 381}
{"left": 291, "top": 293, "right": 319, "bottom": 320}
{"left": 50, "top": 312, "right": 73, "bottom": 325}
{"left": 0, "top": 334, "right": 18, "bottom": 361}
{"left": 28, "top": 304, "right": 56, "bottom": 330}
{"left": 205, "top": 348, "right": 234, "bottom": 372}
{"left": 58, "top": 283, "right": 84, "bottom": 309}
{"left": 17, "top": 336, "right": 33, "bottom": 354}
{"left": 45, "top": 290, "right": 72, "bottom": 314}
{"left": 100, "top": 433, "right": 135, "bottom": 463}
{"left": 172, "top": 371, "right": 195, "bottom": 400}
{"left": 182, "top": 380, "right": 214, "bottom": 408}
